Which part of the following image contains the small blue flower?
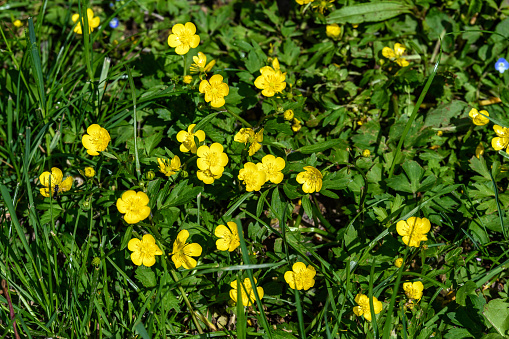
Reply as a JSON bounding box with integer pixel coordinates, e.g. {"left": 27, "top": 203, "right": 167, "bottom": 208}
{"left": 109, "top": 18, "right": 119, "bottom": 29}
{"left": 495, "top": 57, "right": 509, "bottom": 74}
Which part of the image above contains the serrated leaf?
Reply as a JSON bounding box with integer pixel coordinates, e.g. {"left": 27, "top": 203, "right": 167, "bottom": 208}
{"left": 327, "top": 2, "right": 412, "bottom": 24}
{"left": 135, "top": 266, "right": 157, "bottom": 288}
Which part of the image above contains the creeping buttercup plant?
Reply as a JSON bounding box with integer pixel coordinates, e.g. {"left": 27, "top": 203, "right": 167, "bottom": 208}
{"left": 2, "top": 0, "right": 509, "bottom": 338}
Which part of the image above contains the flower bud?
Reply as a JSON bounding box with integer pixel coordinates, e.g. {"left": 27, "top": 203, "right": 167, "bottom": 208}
{"left": 84, "top": 167, "right": 95, "bottom": 178}
{"left": 146, "top": 170, "right": 155, "bottom": 180}
{"left": 183, "top": 75, "right": 193, "bottom": 84}
{"left": 284, "top": 109, "right": 294, "bottom": 121}
{"left": 81, "top": 200, "right": 91, "bottom": 211}
{"left": 362, "top": 149, "right": 370, "bottom": 157}
{"left": 181, "top": 170, "right": 189, "bottom": 178}
{"left": 92, "top": 257, "right": 101, "bottom": 267}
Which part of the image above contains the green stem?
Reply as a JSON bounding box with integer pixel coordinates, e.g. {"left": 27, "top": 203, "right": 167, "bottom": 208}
{"left": 169, "top": 269, "right": 204, "bottom": 334}
{"left": 224, "top": 107, "right": 252, "bottom": 128}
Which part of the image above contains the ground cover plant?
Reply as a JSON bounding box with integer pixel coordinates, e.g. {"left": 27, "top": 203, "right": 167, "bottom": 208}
{"left": 1, "top": 0, "right": 509, "bottom": 338}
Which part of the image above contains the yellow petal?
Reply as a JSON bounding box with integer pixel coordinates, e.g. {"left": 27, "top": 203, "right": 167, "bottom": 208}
{"left": 393, "top": 43, "right": 406, "bottom": 57}
{"left": 128, "top": 238, "right": 141, "bottom": 251}
{"left": 183, "top": 243, "right": 202, "bottom": 257}
{"left": 382, "top": 47, "right": 395, "bottom": 59}
{"left": 131, "top": 252, "right": 143, "bottom": 266}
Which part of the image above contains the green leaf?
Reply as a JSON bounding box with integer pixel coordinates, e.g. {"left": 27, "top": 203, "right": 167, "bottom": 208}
{"left": 297, "top": 139, "right": 344, "bottom": 154}
{"left": 301, "top": 195, "right": 313, "bottom": 220}
{"left": 483, "top": 299, "right": 509, "bottom": 337}
{"left": 469, "top": 156, "right": 491, "bottom": 181}
{"left": 135, "top": 266, "right": 157, "bottom": 288}
{"left": 456, "top": 281, "right": 477, "bottom": 306}
{"left": 327, "top": 2, "right": 412, "bottom": 24}
{"left": 162, "top": 180, "right": 203, "bottom": 208}
{"left": 423, "top": 100, "right": 468, "bottom": 128}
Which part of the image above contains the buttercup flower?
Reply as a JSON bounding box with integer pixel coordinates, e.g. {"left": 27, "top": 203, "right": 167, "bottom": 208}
{"left": 284, "top": 262, "right": 316, "bottom": 291}
{"left": 382, "top": 43, "right": 409, "bottom": 67}
{"left": 254, "top": 58, "right": 287, "bottom": 97}
{"left": 353, "top": 294, "right": 383, "bottom": 322}
{"left": 238, "top": 162, "right": 266, "bottom": 191}
{"left": 230, "top": 278, "right": 264, "bottom": 306}
{"left": 295, "top": 0, "right": 313, "bottom": 4}
{"left": 257, "top": 155, "right": 285, "bottom": 184}
{"left": 197, "top": 143, "right": 229, "bottom": 176}
{"left": 469, "top": 108, "right": 489, "bottom": 126}
{"left": 176, "top": 124, "right": 206, "bottom": 153}
{"left": 116, "top": 190, "right": 151, "bottom": 224}
{"left": 183, "top": 75, "right": 193, "bottom": 84}
{"left": 233, "top": 128, "right": 263, "bottom": 156}
{"left": 191, "top": 52, "right": 216, "bottom": 74}
{"left": 326, "top": 24, "right": 341, "bottom": 39}
{"left": 362, "top": 149, "right": 371, "bottom": 157}
{"left": 84, "top": 167, "right": 95, "bottom": 178}
{"left": 158, "top": 156, "right": 181, "bottom": 176}
{"left": 292, "top": 118, "right": 302, "bottom": 132}
{"left": 14, "top": 20, "right": 22, "bottom": 28}
{"left": 394, "top": 258, "right": 404, "bottom": 268}
{"left": 234, "top": 128, "right": 254, "bottom": 144}
{"left": 495, "top": 57, "right": 509, "bottom": 74}
{"left": 82, "top": 124, "right": 111, "bottom": 156}
{"left": 72, "top": 8, "right": 100, "bottom": 35}
{"left": 215, "top": 221, "right": 240, "bottom": 252}
{"left": 199, "top": 74, "right": 229, "bottom": 108}
{"left": 403, "top": 281, "right": 424, "bottom": 301}
{"left": 491, "top": 125, "right": 509, "bottom": 152}
{"left": 197, "top": 168, "right": 222, "bottom": 184}
{"left": 171, "top": 229, "right": 202, "bottom": 269}
{"left": 128, "top": 234, "right": 163, "bottom": 267}
{"left": 296, "top": 166, "right": 323, "bottom": 193}
{"left": 396, "top": 217, "right": 431, "bottom": 247}
{"left": 167, "top": 22, "right": 200, "bottom": 55}
{"left": 39, "top": 167, "right": 73, "bottom": 197}
{"left": 284, "top": 109, "right": 294, "bottom": 121}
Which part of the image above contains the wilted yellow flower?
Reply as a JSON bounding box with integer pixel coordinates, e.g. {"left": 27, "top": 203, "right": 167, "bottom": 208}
{"left": 190, "top": 52, "right": 215, "bottom": 74}
{"left": 82, "top": 124, "right": 111, "bottom": 156}
{"left": 284, "top": 109, "right": 294, "bottom": 121}
{"left": 128, "top": 234, "right": 163, "bottom": 267}
{"left": 84, "top": 167, "right": 95, "bottom": 178}
{"left": 230, "top": 278, "right": 264, "bottom": 306}
{"left": 326, "top": 24, "right": 341, "bottom": 39}
{"left": 476, "top": 142, "right": 485, "bottom": 159}
{"left": 353, "top": 294, "right": 383, "bottom": 322}
{"left": 382, "top": 43, "right": 409, "bottom": 67}
{"left": 284, "top": 262, "right": 316, "bottom": 290}
{"left": 197, "top": 143, "right": 229, "bottom": 176}
{"left": 176, "top": 124, "right": 206, "bottom": 153}
{"left": 238, "top": 162, "right": 266, "bottom": 192}
{"left": 312, "top": 0, "right": 335, "bottom": 14}
{"left": 171, "top": 229, "right": 202, "bottom": 269}
{"left": 71, "top": 8, "right": 100, "bottom": 35}
{"left": 296, "top": 166, "right": 323, "bottom": 193}
{"left": 234, "top": 128, "right": 263, "bottom": 156}
{"left": 13, "top": 20, "right": 22, "bottom": 28}
{"left": 256, "top": 155, "right": 285, "bottom": 184}
{"left": 394, "top": 258, "right": 404, "bottom": 268}
{"left": 469, "top": 108, "right": 489, "bottom": 126}
{"left": 396, "top": 217, "right": 431, "bottom": 247}
{"left": 403, "top": 281, "right": 424, "bottom": 301}
{"left": 167, "top": 22, "right": 200, "bottom": 55}
{"left": 254, "top": 59, "right": 287, "bottom": 97}
{"left": 39, "top": 167, "right": 73, "bottom": 197}
{"left": 437, "top": 130, "right": 443, "bottom": 136}
{"left": 362, "top": 149, "right": 371, "bottom": 157}
{"left": 158, "top": 156, "right": 181, "bottom": 176}
{"left": 215, "top": 221, "right": 240, "bottom": 252}
{"left": 292, "top": 118, "right": 302, "bottom": 132}
{"left": 491, "top": 125, "right": 509, "bottom": 152}
{"left": 183, "top": 75, "right": 193, "bottom": 84}
{"left": 199, "top": 74, "right": 229, "bottom": 108}
{"left": 116, "top": 190, "right": 151, "bottom": 224}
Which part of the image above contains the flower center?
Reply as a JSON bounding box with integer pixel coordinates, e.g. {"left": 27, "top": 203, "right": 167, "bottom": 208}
{"left": 498, "top": 62, "right": 507, "bottom": 72}
{"left": 178, "top": 31, "right": 192, "bottom": 45}
{"left": 204, "top": 151, "right": 219, "bottom": 167}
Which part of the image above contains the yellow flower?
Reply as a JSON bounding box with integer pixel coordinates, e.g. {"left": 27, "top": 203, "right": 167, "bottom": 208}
{"left": 39, "top": 167, "right": 73, "bottom": 197}
{"left": 171, "top": 229, "right": 202, "bottom": 269}
{"left": 254, "top": 59, "right": 287, "bottom": 97}
{"left": 476, "top": 142, "right": 485, "bottom": 159}
{"left": 197, "top": 168, "right": 222, "bottom": 184}
{"left": 295, "top": 0, "right": 313, "bottom": 4}
{"left": 84, "top": 167, "right": 95, "bottom": 178}
{"left": 382, "top": 43, "right": 409, "bottom": 67}
{"left": 403, "top": 281, "right": 424, "bottom": 301}
{"left": 256, "top": 155, "right": 285, "bottom": 184}
{"left": 71, "top": 8, "right": 100, "bottom": 35}
{"left": 292, "top": 118, "right": 302, "bottom": 132}
{"left": 82, "top": 124, "right": 111, "bottom": 156}
{"left": 396, "top": 217, "right": 431, "bottom": 247}
{"left": 197, "top": 143, "right": 229, "bottom": 176}
{"left": 230, "top": 278, "right": 264, "bottom": 306}
{"left": 199, "top": 74, "right": 229, "bottom": 108}
{"left": 468, "top": 108, "right": 489, "bottom": 126}
{"left": 167, "top": 22, "right": 200, "bottom": 55}
{"left": 491, "top": 125, "right": 509, "bottom": 152}
{"left": 326, "top": 24, "right": 341, "bottom": 39}
{"left": 296, "top": 166, "right": 323, "bottom": 193}
{"left": 394, "top": 258, "right": 404, "bottom": 268}
{"left": 158, "top": 156, "right": 181, "bottom": 176}
{"left": 116, "top": 190, "right": 151, "bottom": 224}
{"left": 362, "top": 149, "right": 371, "bottom": 157}
{"left": 284, "top": 109, "right": 294, "bottom": 121}
{"left": 176, "top": 124, "right": 206, "bottom": 153}
{"left": 234, "top": 128, "right": 263, "bottom": 156}
{"left": 238, "top": 162, "right": 266, "bottom": 192}
{"left": 284, "top": 262, "right": 316, "bottom": 291}
{"left": 183, "top": 75, "right": 193, "bottom": 84}
{"left": 353, "top": 294, "right": 383, "bottom": 322}
{"left": 215, "top": 221, "right": 240, "bottom": 251}
{"left": 190, "top": 52, "right": 216, "bottom": 74}
{"left": 13, "top": 20, "right": 22, "bottom": 28}
{"left": 128, "top": 234, "right": 163, "bottom": 267}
